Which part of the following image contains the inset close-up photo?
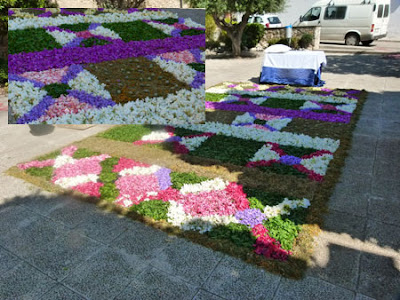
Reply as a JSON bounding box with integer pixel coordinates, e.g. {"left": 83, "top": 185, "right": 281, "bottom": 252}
{"left": 7, "top": 7, "right": 205, "bottom": 124}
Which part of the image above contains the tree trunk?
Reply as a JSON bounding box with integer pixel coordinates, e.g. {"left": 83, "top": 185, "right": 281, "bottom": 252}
{"left": 230, "top": 33, "right": 241, "bottom": 57}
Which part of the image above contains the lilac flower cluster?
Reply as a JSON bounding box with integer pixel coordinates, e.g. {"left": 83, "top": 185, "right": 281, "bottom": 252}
{"left": 61, "top": 64, "right": 84, "bottom": 84}
{"left": 67, "top": 90, "right": 116, "bottom": 109}
{"left": 9, "top": 34, "right": 205, "bottom": 74}
{"left": 127, "top": 8, "right": 139, "bottom": 13}
{"left": 190, "top": 48, "right": 203, "bottom": 64}
{"left": 89, "top": 23, "right": 102, "bottom": 30}
{"left": 60, "top": 9, "right": 85, "bottom": 16}
{"left": 191, "top": 72, "right": 205, "bottom": 89}
{"left": 64, "top": 37, "right": 85, "bottom": 48}
{"left": 235, "top": 208, "right": 266, "bottom": 228}
{"left": 205, "top": 101, "right": 351, "bottom": 123}
{"left": 155, "top": 168, "right": 172, "bottom": 190}
{"left": 16, "top": 96, "right": 55, "bottom": 124}
{"left": 8, "top": 10, "right": 15, "bottom": 16}
{"left": 279, "top": 155, "right": 302, "bottom": 165}
{"left": 38, "top": 11, "right": 53, "bottom": 18}
{"left": 44, "top": 26, "right": 75, "bottom": 34}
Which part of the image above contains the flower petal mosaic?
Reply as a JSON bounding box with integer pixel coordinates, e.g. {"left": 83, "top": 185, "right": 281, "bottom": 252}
{"left": 8, "top": 8, "right": 205, "bottom": 124}
{"left": 12, "top": 80, "right": 367, "bottom": 277}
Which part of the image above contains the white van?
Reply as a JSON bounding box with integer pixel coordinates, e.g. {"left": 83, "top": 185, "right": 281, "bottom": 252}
{"left": 293, "top": 0, "right": 390, "bottom": 46}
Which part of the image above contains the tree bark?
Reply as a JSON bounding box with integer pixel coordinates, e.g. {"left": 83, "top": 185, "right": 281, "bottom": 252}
{"left": 212, "top": 12, "right": 251, "bottom": 57}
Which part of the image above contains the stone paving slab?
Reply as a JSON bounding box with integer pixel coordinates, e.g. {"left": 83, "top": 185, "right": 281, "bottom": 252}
{"left": 114, "top": 266, "right": 199, "bottom": 300}
{"left": 61, "top": 246, "right": 147, "bottom": 300}
{"left": 0, "top": 262, "right": 57, "bottom": 300}
{"left": 112, "top": 221, "right": 172, "bottom": 261}
{"left": 367, "top": 196, "right": 400, "bottom": 227}
{"left": 151, "top": 238, "right": 224, "bottom": 287}
{"left": 202, "top": 255, "right": 281, "bottom": 300}
{"left": 193, "top": 290, "right": 227, "bottom": 300}
{"left": 358, "top": 253, "right": 400, "bottom": 300}
{"left": 0, "top": 247, "right": 21, "bottom": 275}
{"left": 25, "top": 230, "right": 102, "bottom": 281}
{"left": 307, "top": 243, "right": 361, "bottom": 291}
{"left": 39, "top": 284, "right": 87, "bottom": 300}
{"left": 274, "top": 276, "right": 356, "bottom": 300}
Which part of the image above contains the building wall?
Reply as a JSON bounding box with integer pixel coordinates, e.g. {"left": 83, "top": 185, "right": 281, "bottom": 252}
{"left": 277, "top": 0, "right": 400, "bottom": 40}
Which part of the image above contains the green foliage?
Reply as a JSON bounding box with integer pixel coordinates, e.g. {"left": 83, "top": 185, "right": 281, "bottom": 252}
{"left": 80, "top": 37, "right": 110, "bottom": 47}
{"left": 242, "top": 23, "right": 264, "bottom": 49}
{"left": 170, "top": 171, "right": 210, "bottom": 190}
{"left": 263, "top": 215, "right": 300, "bottom": 250}
{"left": 259, "top": 163, "right": 308, "bottom": 178}
{"left": 130, "top": 200, "right": 169, "bottom": 220}
{"left": 243, "top": 188, "right": 287, "bottom": 206}
{"left": 157, "top": 18, "right": 179, "bottom": 25}
{"left": 36, "top": 150, "right": 61, "bottom": 161}
{"left": 208, "top": 223, "right": 256, "bottom": 249}
{"left": 180, "top": 28, "right": 204, "bottom": 36}
{"left": 278, "top": 145, "right": 318, "bottom": 157}
{"left": 259, "top": 97, "right": 305, "bottom": 110}
{"left": 190, "top": 135, "right": 265, "bottom": 166}
{"left": 8, "top": 28, "right": 62, "bottom": 54}
{"left": 188, "top": 63, "right": 205, "bottom": 72}
{"left": 43, "top": 83, "right": 70, "bottom": 99}
{"left": 103, "top": 21, "right": 169, "bottom": 42}
{"left": 99, "top": 157, "right": 120, "bottom": 201}
{"left": 205, "top": 93, "right": 228, "bottom": 102}
{"left": 218, "top": 30, "right": 231, "bottom": 50}
{"left": 205, "top": 14, "right": 216, "bottom": 41}
{"left": 59, "top": 23, "right": 90, "bottom": 32}
{"left": 253, "top": 119, "right": 267, "bottom": 125}
{"left": 72, "top": 148, "right": 101, "bottom": 159}
{"left": 0, "top": 57, "right": 7, "bottom": 84}
{"left": 25, "top": 166, "right": 53, "bottom": 181}
{"left": 206, "top": 39, "right": 220, "bottom": 50}
{"left": 248, "top": 197, "right": 265, "bottom": 210}
{"left": 173, "top": 127, "right": 205, "bottom": 137}
{"left": 299, "top": 33, "right": 313, "bottom": 49}
{"left": 99, "top": 125, "right": 153, "bottom": 142}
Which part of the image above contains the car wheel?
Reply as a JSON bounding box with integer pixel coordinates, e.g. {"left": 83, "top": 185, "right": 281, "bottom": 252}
{"left": 345, "top": 33, "right": 360, "bottom": 46}
{"left": 361, "top": 40, "right": 373, "bottom": 46}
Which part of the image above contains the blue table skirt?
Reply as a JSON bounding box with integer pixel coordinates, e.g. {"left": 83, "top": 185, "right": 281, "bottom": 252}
{"left": 260, "top": 66, "right": 325, "bottom": 86}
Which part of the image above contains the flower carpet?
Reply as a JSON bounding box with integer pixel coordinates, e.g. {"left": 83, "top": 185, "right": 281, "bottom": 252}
{"left": 8, "top": 8, "right": 205, "bottom": 124}
{"left": 10, "top": 82, "right": 367, "bottom": 278}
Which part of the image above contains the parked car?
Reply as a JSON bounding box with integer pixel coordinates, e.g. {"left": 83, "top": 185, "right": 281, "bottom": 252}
{"left": 248, "top": 14, "right": 283, "bottom": 28}
{"left": 293, "top": 0, "right": 390, "bottom": 46}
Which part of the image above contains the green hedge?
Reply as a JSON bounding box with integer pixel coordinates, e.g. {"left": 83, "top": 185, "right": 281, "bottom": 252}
{"left": 242, "top": 23, "right": 265, "bottom": 49}
{"left": 0, "top": 57, "right": 7, "bottom": 84}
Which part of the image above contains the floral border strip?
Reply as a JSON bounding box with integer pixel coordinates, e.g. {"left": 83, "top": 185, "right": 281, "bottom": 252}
{"left": 176, "top": 122, "right": 340, "bottom": 152}
{"left": 9, "top": 9, "right": 179, "bottom": 31}
{"left": 9, "top": 34, "right": 205, "bottom": 74}
{"left": 206, "top": 100, "right": 351, "bottom": 123}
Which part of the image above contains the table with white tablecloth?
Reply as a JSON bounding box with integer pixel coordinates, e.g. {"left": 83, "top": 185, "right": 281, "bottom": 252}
{"left": 259, "top": 50, "right": 327, "bottom": 86}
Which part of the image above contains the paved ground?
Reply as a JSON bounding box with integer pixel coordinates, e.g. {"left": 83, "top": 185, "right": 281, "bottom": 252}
{"left": 1, "top": 49, "right": 399, "bottom": 298}
{"left": 319, "top": 40, "right": 400, "bottom": 54}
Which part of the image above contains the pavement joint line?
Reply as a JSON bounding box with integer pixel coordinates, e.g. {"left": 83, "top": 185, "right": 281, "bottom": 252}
{"left": 110, "top": 267, "right": 146, "bottom": 300}
{"left": 42, "top": 281, "right": 91, "bottom": 300}
{"left": 355, "top": 197, "right": 371, "bottom": 295}
{"left": 0, "top": 243, "right": 59, "bottom": 290}
{"left": 271, "top": 275, "right": 283, "bottom": 299}
{"left": 194, "top": 253, "right": 225, "bottom": 297}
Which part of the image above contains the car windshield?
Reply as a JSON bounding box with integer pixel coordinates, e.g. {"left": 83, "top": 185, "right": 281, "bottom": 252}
{"left": 267, "top": 17, "right": 281, "bottom": 24}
